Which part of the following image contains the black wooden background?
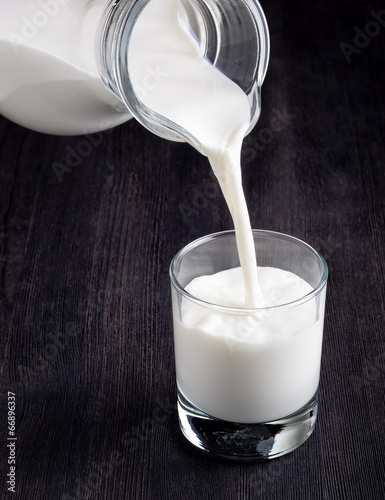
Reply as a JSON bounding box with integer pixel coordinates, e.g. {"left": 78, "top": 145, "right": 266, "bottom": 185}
{"left": 1, "top": 0, "right": 385, "bottom": 498}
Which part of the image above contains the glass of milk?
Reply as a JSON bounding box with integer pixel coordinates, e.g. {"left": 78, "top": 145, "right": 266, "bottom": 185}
{"left": 170, "top": 230, "right": 328, "bottom": 460}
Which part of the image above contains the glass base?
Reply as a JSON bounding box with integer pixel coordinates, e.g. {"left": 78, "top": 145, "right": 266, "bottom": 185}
{"left": 177, "top": 390, "right": 318, "bottom": 461}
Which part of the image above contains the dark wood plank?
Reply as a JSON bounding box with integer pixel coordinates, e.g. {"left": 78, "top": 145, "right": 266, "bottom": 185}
{"left": 1, "top": 0, "right": 385, "bottom": 498}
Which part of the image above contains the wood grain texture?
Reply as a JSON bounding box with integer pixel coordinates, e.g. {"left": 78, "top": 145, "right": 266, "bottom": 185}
{"left": 1, "top": 0, "right": 384, "bottom": 498}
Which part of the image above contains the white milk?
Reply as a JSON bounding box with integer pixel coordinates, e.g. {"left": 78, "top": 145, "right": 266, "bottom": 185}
{"left": 175, "top": 267, "right": 323, "bottom": 423}
{"left": 0, "top": 0, "right": 130, "bottom": 134}
{"left": 129, "top": 0, "right": 323, "bottom": 423}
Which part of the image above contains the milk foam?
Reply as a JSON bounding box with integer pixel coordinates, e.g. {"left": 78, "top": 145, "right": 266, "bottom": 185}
{"left": 184, "top": 267, "right": 315, "bottom": 343}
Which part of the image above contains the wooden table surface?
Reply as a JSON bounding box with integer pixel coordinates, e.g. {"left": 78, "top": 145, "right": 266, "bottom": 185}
{"left": 1, "top": 0, "right": 384, "bottom": 498}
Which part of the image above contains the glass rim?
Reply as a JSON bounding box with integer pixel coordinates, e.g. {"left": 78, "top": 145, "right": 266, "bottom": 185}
{"left": 169, "top": 229, "right": 328, "bottom": 314}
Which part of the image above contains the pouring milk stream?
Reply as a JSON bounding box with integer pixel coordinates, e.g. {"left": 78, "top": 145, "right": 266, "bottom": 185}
{"left": 128, "top": 0, "right": 264, "bottom": 307}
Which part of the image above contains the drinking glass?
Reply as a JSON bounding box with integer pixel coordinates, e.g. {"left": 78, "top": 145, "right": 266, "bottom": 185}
{"left": 170, "top": 230, "right": 328, "bottom": 460}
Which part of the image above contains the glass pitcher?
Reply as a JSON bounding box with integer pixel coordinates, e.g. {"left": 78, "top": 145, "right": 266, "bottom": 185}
{"left": 0, "top": 0, "right": 269, "bottom": 147}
